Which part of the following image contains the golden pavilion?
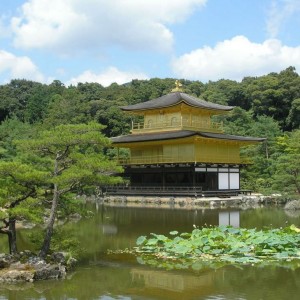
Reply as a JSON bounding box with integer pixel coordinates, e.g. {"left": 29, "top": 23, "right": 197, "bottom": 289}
{"left": 111, "top": 82, "right": 265, "bottom": 196}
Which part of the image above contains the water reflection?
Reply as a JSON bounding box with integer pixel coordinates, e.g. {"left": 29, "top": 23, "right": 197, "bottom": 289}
{"left": 285, "top": 209, "right": 300, "bottom": 218}
{"left": 1, "top": 205, "right": 300, "bottom": 300}
{"left": 102, "top": 224, "right": 118, "bottom": 235}
{"left": 218, "top": 211, "right": 240, "bottom": 227}
{"left": 1, "top": 261, "right": 299, "bottom": 300}
{"left": 1, "top": 205, "right": 300, "bottom": 256}
{"left": 99, "top": 210, "right": 241, "bottom": 240}
{"left": 129, "top": 262, "right": 300, "bottom": 300}
{"left": 131, "top": 268, "right": 215, "bottom": 296}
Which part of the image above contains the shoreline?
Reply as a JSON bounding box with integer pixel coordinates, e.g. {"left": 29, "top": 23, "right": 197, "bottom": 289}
{"left": 98, "top": 193, "right": 285, "bottom": 210}
{"left": 0, "top": 252, "right": 76, "bottom": 283}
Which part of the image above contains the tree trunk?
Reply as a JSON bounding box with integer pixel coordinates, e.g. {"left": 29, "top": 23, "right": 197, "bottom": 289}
{"left": 39, "top": 155, "right": 60, "bottom": 259}
{"left": 39, "top": 184, "right": 59, "bottom": 259}
{"left": 0, "top": 218, "right": 17, "bottom": 255}
{"left": 8, "top": 218, "right": 17, "bottom": 254}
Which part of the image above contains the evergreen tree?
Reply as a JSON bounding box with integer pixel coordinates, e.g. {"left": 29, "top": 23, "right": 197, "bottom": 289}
{"left": 0, "top": 162, "right": 46, "bottom": 254}
{"left": 17, "top": 122, "right": 122, "bottom": 258}
{"left": 272, "top": 130, "right": 300, "bottom": 197}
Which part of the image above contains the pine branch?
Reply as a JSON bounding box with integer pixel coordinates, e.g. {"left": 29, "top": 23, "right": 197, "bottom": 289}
{"left": 6, "top": 187, "right": 36, "bottom": 209}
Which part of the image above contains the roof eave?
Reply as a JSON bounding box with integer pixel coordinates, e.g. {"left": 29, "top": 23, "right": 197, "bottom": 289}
{"left": 120, "top": 100, "right": 234, "bottom": 113}
{"left": 111, "top": 131, "right": 266, "bottom": 145}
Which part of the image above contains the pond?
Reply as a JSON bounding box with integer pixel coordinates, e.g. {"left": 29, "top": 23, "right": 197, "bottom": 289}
{"left": 1, "top": 203, "right": 300, "bottom": 300}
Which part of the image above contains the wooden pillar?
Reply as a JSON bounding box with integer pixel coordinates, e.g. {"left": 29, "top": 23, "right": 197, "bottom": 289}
{"left": 192, "top": 167, "right": 196, "bottom": 188}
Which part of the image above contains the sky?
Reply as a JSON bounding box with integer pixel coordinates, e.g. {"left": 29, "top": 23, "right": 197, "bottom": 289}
{"left": 1, "top": 0, "right": 300, "bottom": 87}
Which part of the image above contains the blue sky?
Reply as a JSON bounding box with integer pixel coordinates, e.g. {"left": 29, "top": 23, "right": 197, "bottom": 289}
{"left": 1, "top": 0, "right": 300, "bottom": 86}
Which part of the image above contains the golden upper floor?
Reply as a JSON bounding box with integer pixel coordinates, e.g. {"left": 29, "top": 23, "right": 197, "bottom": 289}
{"left": 111, "top": 88, "right": 266, "bottom": 166}
{"left": 121, "top": 92, "right": 233, "bottom": 134}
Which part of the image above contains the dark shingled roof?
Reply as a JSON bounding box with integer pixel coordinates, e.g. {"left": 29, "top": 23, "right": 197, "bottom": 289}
{"left": 111, "top": 130, "right": 266, "bottom": 144}
{"left": 121, "top": 92, "right": 234, "bottom": 112}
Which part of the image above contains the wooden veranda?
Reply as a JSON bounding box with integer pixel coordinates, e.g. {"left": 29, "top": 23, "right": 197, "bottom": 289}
{"left": 104, "top": 185, "right": 252, "bottom": 198}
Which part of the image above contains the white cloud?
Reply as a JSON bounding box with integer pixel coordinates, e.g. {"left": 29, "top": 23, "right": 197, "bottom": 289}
{"left": 66, "top": 66, "right": 149, "bottom": 87}
{"left": 171, "top": 36, "right": 300, "bottom": 82}
{"left": 0, "top": 49, "right": 44, "bottom": 82}
{"left": 11, "top": 0, "right": 206, "bottom": 54}
{"left": 266, "top": 0, "right": 300, "bottom": 38}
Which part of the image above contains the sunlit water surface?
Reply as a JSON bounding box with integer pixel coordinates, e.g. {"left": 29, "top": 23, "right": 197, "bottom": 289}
{"left": 1, "top": 203, "right": 300, "bottom": 300}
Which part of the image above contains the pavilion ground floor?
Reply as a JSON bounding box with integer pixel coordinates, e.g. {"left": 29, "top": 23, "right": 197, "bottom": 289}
{"left": 105, "top": 164, "right": 251, "bottom": 197}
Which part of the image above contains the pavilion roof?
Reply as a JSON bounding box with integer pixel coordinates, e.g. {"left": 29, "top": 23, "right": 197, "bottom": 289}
{"left": 111, "top": 130, "right": 266, "bottom": 144}
{"left": 120, "top": 92, "right": 234, "bottom": 112}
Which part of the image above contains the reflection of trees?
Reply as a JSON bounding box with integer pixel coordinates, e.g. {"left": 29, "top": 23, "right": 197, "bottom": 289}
{"left": 240, "top": 207, "right": 300, "bottom": 228}
{"left": 0, "top": 236, "right": 8, "bottom": 253}
{"left": 215, "top": 265, "right": 300, "bottom": 300}
{"left": 0, "top": 266, "right": 132, "bottom": 300}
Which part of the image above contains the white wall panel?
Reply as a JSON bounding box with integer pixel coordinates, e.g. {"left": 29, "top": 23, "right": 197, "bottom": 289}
{"left": 218, "top": 173, "right": 229, "bottom": 189}
{"left": 229, "top": 173, "right": 239, "bottom": 189}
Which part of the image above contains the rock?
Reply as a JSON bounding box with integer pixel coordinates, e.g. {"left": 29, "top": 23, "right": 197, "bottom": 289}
{"left": 0, "top": 254, "right": 15, "bottom": 269}
{"left": 27, "top": 256, "right": 45, "bottom": 265}
{"left": 209, "top": 201, "right": 217, "bottom": 208}
{"left": 69, "top": 213, "right": 82, "bottom": 222}
{"left": 19, "top": 250, "right": 35, "bottom": 263}
{"left": 33, "top": 264, "right": 66, "bottom": 281}
{"left": 51, "top": 252, "right": 67, "bottom": 264}
{"left": 50, "top": 252, "right": 77, "bottom": 269}
{"left": 0, "top": 251, "right": 75, "bottom": 282}
{"left": 66, "top": 257, "right": 77, "bottom": 270}
{"left": 284, "top": 200, "right": 300, "bottom": 210}
{"left": 9, "top": 262, "right": 28, "bottom": 270}
{"left": 0, "top": 269, "right": 34, "bottom": 282}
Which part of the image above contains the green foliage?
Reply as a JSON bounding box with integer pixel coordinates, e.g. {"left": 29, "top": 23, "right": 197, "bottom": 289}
{"left": 0, "top": 160, "right": 47, "bottom": 253}
{"left": 287, "top": 98, "right": 300, "bottom": 129}
{"left": 133, "top": 225, "right": 300, "bottom": 270}
{"left": 43, "top": 88, "right": 91, "bottom": 127}
{"left": 201, "top": 79, "right": 242, "bottom": 106}
{"left": 15, "top": 122, "right": 123, "bottom": 257}
{"left": 0, "top": 121, "right": 123, "bottom": 255}
{"left": 272, "top": 130, "right": 300, "bottom": 196}
{"left": 28, "top": 227, "right": 84, "bottom": 259}
{"left": 0, "top": 118, "right": 35, "bottom": 159}
{"left": 50, "top": 227, "right": 85, "bottom": 259}
{"left": 0, "top": 161, "right": 47, "bottom": 215}
{"left": 89, "top": 98, "right": 131, "bottom": 137}
{"left": 241, "top": 67, "right": 300, "bottom": 130}
{"left": 215, "top": 107, "right": 283, "bottom": 192}
{"left": 17, "top": 122, "right": 123, "bottom": 192}
{"left": 56, "top": 193, "right": 85, "bottom": 219}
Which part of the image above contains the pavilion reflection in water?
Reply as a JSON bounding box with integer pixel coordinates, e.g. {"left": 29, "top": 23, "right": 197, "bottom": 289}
{"left": 218, "top": 211, "right": 240, "bottom": 227}
{"left": 130, "top": 268, "right": 219, "bottom": 299}
{"left": 129, "top": 211, "right": 240, "bottom": 298}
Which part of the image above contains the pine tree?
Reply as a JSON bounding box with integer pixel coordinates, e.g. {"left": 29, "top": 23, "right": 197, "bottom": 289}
{"left": 17, "top": 122, "right": 122, "bottom": 258}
